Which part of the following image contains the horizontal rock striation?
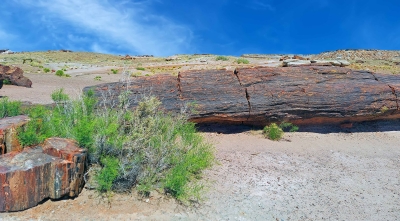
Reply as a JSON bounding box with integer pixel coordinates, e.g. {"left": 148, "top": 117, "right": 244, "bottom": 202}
{"left": 0, "top": 138, "right": 87, "bottom": 212}
{"left": 84, "top": 66, "right": 400, "bottom": 126}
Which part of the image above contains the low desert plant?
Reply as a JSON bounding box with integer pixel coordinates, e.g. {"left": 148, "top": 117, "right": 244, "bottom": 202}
{"left": 0, "top": 98, "right": 22, "bottom": 118}
{"left": 263, "top": 122, "right": 298, "bottom": 141}
{"left": 16, "top": 88, "right": 214, "bottom": 203}
{"left": 136, "top": 67, "right": 145, "bottom": 71}
{"left": 216, "top": 56, "right": 229, "bottom": 61}
{"left": 236, "top": 58, "right": 250, "bottom": 64}
{"left": 43, "top": 68, "right": 51, "bottom": 73}
{"left": 55, "top": 70, "right": 65, "bottom": 77}
{"left": 94, "top": 76, "right": 102, "bottom": 81}
{"left": 111, "top": 69, "right": 118, "bottom": 74}
{"left": 3, "top": 79, "right": 12, "bottom": 85}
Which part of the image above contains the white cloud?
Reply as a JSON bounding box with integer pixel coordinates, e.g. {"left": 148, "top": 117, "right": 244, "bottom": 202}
{"left": 13, "top": 0, "right": 193, "bottom": 56}
{"left": 248, "top": 0, "right": 275, "bottom": 11}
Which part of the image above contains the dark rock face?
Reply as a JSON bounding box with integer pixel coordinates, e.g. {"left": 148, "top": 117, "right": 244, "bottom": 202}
{"left": 85, "top": 66, "right": 400, "bottom": 126}
{"left": 0, "top": 138, "right": 87, "bottom": 212}
{"left": 0, "top": 65, "right": 32, "bottom": 88}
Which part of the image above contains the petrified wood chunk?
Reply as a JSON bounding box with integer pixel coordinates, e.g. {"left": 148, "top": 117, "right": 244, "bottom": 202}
{"left": 0, "top": 138, "right": 87, "bottom": 212}
{"left": 84, "top": 66, "right": 400, "bottom": 126}
{"left": 0, "top": 64, "right": 32, "bottom": 88}
{"left": 0, "top": 115, "right": 29, "bottom": 154}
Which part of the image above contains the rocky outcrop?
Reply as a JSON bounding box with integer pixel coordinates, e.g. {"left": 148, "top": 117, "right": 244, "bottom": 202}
{"left": 312, "top": 49, "right": 400, "bottom": 61}
{"left": 85, "top": 66, "right": 400, "bottom": 126}
{"left": 0, "top": 138, "right": 87, "bottom": 212}
{"left": 0, "top": 65, "right": 32, "bottom": 88}
{"left": 0, "top": 116, "right": 30, "bottom": 154}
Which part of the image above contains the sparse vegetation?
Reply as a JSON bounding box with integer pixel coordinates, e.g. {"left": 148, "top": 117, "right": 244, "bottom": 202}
{"left": 263, "top": 122, "right": 298, "bottom": 141}
{"left": 0, "top": 98, "right": 22, "bottom": 118}
{"left": 16, "top": 88, "right": 214, "bottom": 203}
{"left": 55, "top": 70, "right": 65, "bottom": 77}
{"left": 216, "top": 56, "right": 229, "bottom": 61}
{"left": 43, "top": 68, "right": 51, "bottom": 73}
{"left": 136, "top": 67, "right": 145, "bottom": 71}
{"left": 111, "top": 69, "right": 118, "bottom": 74}
{"left": 236, "top": 58, "right": 250, "bottom": 64}
{"left": 94, "top": 76, "right": 102, "bottom": 81}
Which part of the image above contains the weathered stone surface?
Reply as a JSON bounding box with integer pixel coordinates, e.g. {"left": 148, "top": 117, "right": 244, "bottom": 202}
{"left": 0, "top": 116, "right": 30, "bottom": 154}
{"left": 0, "top": 138, "right": 87, "bottom": 212}
{"left": 283, "top": 60, "right": 311, "bottom": 67}
{"left": 0, "top": 65, "right": 32, "bottom": 88}
{"left": 85, "top": 66, "right": 400, "bottom": 126}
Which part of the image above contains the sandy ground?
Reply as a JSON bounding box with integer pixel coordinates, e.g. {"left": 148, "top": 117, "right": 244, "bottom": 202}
{"left": 1, "top": 69, "right": 400, "bottom": 220}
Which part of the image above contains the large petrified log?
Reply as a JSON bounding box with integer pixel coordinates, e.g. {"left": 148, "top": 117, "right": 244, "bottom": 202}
{"left": 84, "top": 66, "right": 400, "bottom": 126}
{"left": 0, "top": 138, "right": 87, "bottom": 212}
{"left": 0, "top": 64, "right": 32, "bottom": 88}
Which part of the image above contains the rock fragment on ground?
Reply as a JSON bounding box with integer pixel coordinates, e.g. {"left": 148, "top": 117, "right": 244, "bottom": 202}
{"left": 0, "top": 138, "right": 87, "bottom": 212}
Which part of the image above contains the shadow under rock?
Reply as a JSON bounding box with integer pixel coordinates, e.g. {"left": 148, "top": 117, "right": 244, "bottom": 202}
{"left": 196, "top": 119, "right": 400, "bottom": 134}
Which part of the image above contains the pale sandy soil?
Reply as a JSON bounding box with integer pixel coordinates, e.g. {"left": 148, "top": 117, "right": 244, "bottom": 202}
{"left": 1, "top": 67, "right": 400, "bottom": 221}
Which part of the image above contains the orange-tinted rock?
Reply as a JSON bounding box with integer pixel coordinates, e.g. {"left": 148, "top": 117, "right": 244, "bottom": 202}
{"left": 0, "top": 115, "right": 29, "bottom": 154}
{"left": 85, "top": 66, "right": 400, "bottom": 126}
{"left": 0, "top": 138, "right": 87, "bottom": 212}
{"left": 0, "top": 65, "right": 32, "bottom": 88}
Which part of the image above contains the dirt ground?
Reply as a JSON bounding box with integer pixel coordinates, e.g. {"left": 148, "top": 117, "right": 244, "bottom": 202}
{"left": 1, "top": 65, "right": 400, "bottom": 220}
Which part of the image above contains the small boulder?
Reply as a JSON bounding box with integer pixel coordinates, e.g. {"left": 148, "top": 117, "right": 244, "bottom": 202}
{"left": 0, "top": 65, "right": 32, "bottom": 88}
{"left": 0, "top": 138, "right": 87, "bottom": 212}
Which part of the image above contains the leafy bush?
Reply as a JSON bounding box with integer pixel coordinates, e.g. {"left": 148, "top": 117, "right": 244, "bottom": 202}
{"left": 237, "top": 58, "right": 250, "bottom": 64}
{"left": 16, "top": 88, "right": 214, "bottom": 202}
{"left": 136, "top": 67, "right": 145, "bottom": 71}
{"left": 3, "top": 79, "right": 12, "bottom": 85}
{"left": 0, "top": 98, "right": 22, "bottom": 118}
{"left": 55, "top": 70, "right": 65, "bottom": 77}
{"left": 111, "top": 69, "right": 118, "bottom": 74}
{"left": 263, "top": 123, "right": 283, "bottom": 140}
{"left": 94, "top": 76, "right": 101, "bottom": 81}
{"left": 43, "top": 68, "right": 51, "bottom": 73}
{"left": 216, "top": 56, "right": 229, "bottom": 61}
{"left": 263, "top": 122, "right": 298, "bottom": 141}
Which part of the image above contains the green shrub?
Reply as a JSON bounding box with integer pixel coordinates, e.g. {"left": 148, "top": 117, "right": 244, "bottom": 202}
{"left": 94, "top": 76, "right": 101, "bottom": 81}
{"left": 236, "top": 58, "right": 250, "bottom": 64}
{"left": 263, "top": 123, "right": 283, "bottom": 140}
{"left": 0, "top": 98, "right": 22, "bottom": 118}
{"left": 55, "top": 70, "right": 65, "bottom": 77}
{"left": 136, "top": 67, "right": 145, "bottom": 71}
{"left": 3, "top": 79, "right": 12, "bottom": 85}
{"left": 43, "top": 68, "right": 51, "bottom": 73}
{"left": 111, "top": 69, "right": 118, "bottom": 74}
{"left": 51, "top": 88, "right": 70, "bottom": 103}
{"left": 15, "top": 88, "right": 214, "bottom": 202}
{"left": 96, "top": 156, "right": 120, "bottom": 192}
{"left": 216, "top": 56, "right": 229, "bottom": 61}
{"left": 263, "top": 122, "right": 299, "bottom": 141}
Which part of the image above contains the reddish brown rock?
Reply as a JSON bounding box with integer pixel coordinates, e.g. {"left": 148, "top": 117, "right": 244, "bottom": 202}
{"left": 0, "top": 116, "right": 30, "bottom": 154}
{"left": 0, "top": 138, "right": 87, "bottom": 212}
{"left": 0, "top": 64, "right": 32, "bottom": 88}
{"left": 85, "top": 66, "right": 400, "bottom": 126}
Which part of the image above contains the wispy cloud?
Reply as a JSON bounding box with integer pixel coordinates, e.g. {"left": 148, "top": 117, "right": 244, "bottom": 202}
{"left": 248, "top": 0, "right": 275, "bottom": 11}
{"left": 11, "top": 0, "right": 194, "bottom": 56}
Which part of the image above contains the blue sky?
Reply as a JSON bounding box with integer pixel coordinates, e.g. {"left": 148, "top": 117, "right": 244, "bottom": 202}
{"left": 1, "top": 0, "right": 399, "bottom": 56}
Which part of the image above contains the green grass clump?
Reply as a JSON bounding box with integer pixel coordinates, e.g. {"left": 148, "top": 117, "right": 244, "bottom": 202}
{"left": 55, "top": 70, "right": 65, "bottom": 77}
{"left": 111, "top": 69, "right": 118, "bottom": 74}
{"left": 43, "top": 68, "right": 51, "bottom": 73}
{"left": 236, "top": 58, "right": 250, "bottom": 64}
{"left": 263, "top": 122, "right": 298, "bottom": 141}
{"left": 216, "top": 56, "right": 229, "bottom": 61}
{"left": 0, "top": 98, "right": 22, "bottom": 118}
{"left": 136, "top": 67, "right": 145, "bottom": 71}
{"left": 16, "top": 88, "right": 214, "bottom": 203}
